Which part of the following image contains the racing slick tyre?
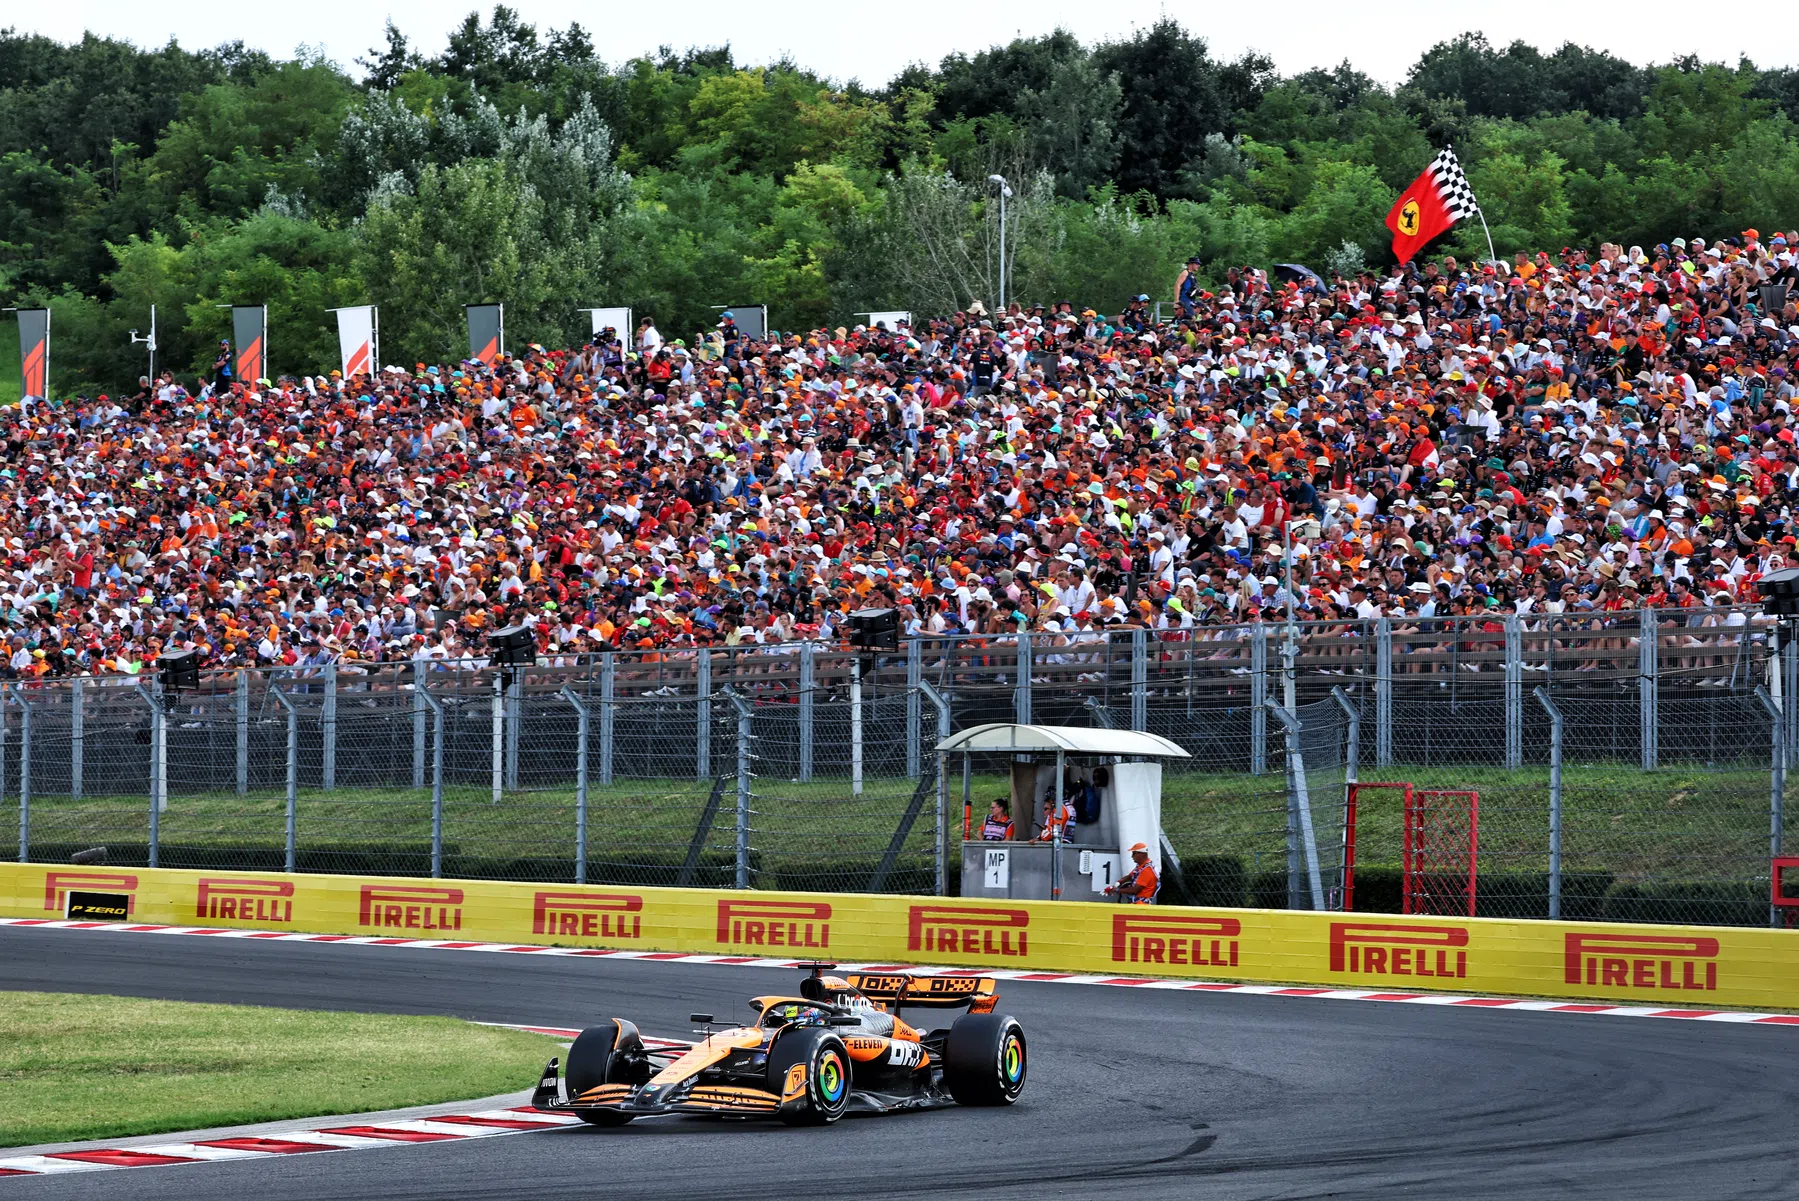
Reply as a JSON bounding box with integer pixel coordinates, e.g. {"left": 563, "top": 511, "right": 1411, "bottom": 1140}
{"left": 766, "top": 1028, "right": 852, "bottom": 1126}
{"left": 566, "top": 1020, "right": 639, "bottom": 1126}
{"left": 942, "top": 1013, "right": 1027, "bottom": 1106}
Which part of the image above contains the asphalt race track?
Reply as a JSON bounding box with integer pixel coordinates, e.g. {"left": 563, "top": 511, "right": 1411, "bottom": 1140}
{"left": 3, "top": 925, "right": 1793, "bottom": 1200}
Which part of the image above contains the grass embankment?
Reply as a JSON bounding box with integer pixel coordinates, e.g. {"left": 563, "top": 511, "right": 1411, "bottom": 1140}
{"left": 0, "top": 762, "right": 1789, "bottom": 888}
{"left": 0, "top": 991, "right": 561, "bottom": 1147}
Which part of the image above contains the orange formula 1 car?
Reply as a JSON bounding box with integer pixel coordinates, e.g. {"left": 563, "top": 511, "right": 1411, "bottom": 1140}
{"left": 530, "top": 964, "right": 1027, "bottom": 1126}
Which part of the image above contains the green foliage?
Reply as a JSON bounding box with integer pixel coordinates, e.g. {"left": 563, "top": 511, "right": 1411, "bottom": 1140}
{"left": 7, "top": 12, "right": 1799, "bottom": 394}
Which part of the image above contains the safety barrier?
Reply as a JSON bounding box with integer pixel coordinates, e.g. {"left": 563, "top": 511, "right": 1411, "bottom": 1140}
{"left": 2, "top": 864, "right": 1793, "bottom": 1010}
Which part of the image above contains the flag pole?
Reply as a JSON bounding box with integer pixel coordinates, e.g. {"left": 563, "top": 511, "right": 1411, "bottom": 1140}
{"left": 1476, "top": 208, "right": 1499, "bottom": 271}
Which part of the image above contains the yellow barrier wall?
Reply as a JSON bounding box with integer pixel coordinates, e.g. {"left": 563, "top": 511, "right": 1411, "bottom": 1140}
{"left": 2, "top": 864, "right": 1793, "bottom": 1009}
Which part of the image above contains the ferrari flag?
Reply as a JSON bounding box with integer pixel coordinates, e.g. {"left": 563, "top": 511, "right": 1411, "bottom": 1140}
{"left": 1386, "top": 147, "right": 1480, "bottom": 263}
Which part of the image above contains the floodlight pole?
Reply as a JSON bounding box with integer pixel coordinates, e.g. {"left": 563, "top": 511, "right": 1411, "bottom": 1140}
{"left": 129, "top": 305, "right": 157, "bottom": 383}
{"left": 988, "top": 175, "right": 1012, "bottom": 310}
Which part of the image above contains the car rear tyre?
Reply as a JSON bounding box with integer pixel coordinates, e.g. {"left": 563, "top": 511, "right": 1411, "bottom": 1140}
{"left": 767, "top": 1028, "right": 852, "bottom": 1126}
{"left": 567, "top": 1020, "right": 639, "bottom": 1126}
{"left": 942, "top": 1013, "right": 1026, "bottom": 1106}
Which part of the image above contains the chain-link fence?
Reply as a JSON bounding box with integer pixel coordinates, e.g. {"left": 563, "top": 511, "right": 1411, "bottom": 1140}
{"left": 0, "top": 617, "right": 1792, "bottom": 926}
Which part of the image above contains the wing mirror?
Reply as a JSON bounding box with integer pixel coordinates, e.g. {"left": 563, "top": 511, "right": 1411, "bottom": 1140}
{"left": 827, "top": 1015, "right": 862, "bottom": 1027}
{"left": 689, "top": 1013, "right": 715, "bottom": 1024}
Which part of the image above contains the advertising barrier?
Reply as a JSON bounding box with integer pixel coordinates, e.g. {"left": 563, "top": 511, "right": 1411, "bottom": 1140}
{"left": 2, "top": 864, "right": 1793, "bottom": 1009}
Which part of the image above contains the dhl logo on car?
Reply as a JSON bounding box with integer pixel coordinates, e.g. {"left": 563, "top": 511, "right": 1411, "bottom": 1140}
{"left": 716, "top": 899, "right": 830, "bottom": 949}
{"left": 531, "top": 891, "right": 642, "bottom": 939}
{"left": 907, "top": 904, "right": 1028, "bottom": 957}
{"left": 196, "top": 877, "right": 293, "bottom": 924}
{"left": 43, "top": 871, "right": 138, "bottom": 915}
{"left": 1564, "top": 932, "right": 1719, "bottom": 992}
{"left": 1329, "top": 922, "right": 1468, "bottom": 979}
{"left": 1112, "top": 912, "right": 1241, "bottom": 969}
{"left": 359, "top": 885, "right": 463, "bottom": 932}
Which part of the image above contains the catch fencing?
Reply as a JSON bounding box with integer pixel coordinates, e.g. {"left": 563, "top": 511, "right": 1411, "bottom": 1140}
{"left": 0, "top": 607, "right": 1791, "bottom": 927}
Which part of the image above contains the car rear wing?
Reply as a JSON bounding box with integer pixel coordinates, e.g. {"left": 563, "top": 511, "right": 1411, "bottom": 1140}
{"left": 845, "top": 973, "right": 998, "bottom": 1012}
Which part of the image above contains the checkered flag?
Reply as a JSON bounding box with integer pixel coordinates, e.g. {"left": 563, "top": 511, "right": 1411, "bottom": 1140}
{"left": 1387, "top": 144, "right": 1482, "bottom": 262}
{"left": 1428, "top": 146, "right": 1480, "bottom": 221}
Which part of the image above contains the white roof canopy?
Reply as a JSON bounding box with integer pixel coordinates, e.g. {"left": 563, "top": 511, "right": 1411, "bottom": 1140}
{"left": 935, "top": 723, "right": 1190, "bottom": 758}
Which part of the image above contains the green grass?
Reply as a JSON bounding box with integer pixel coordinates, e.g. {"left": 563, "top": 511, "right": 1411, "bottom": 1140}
{"left": 2, "top": 761, "right": 1790, "bottom": 892}
{"left": 0, "top": 991, "right": 562, "bottom": 1147}
{"left": 0, "top": 329, "right": 18, "bottom": 406}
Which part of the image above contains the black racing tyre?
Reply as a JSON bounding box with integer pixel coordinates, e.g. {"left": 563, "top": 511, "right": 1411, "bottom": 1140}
{"left": 941, "top": 1013, "right": 1026, "bottom": 1106}
{"left": 766, "top": 1028, "right": 852, "bottom": 1126}
{"left": 566, "top": 1020, "right": 638, "bottom": 1126}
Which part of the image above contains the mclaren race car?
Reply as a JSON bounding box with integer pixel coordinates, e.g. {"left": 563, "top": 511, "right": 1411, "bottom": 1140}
{"left": 530, "top": 964, "right": 1027, "bottom": 1126}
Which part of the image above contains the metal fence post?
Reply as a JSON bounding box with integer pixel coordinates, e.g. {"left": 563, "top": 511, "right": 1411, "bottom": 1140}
{"left": 1504, "top": 615, "right": 1523, "bottom": 770}
{"left": 5, "top": 687, "right": 21, "bottom": 863}
{"left": 271, "top": 686, "right": 299, "bottom": 873}
{"left": 69, "top": 677, "right": 82, "bottom": 802}
{"left": 137, "top": 681, "right": 165, "bottom": 868}
{"left": 696, "top": 649, "right": 712, "bottom": 780}
{"left": 1015, "top": 632, "right": 1032, "bottom": 725}
{"left": 1375, "top": 617, "right": 1393, "bottom": 767}
{"left": 1534, "top": 687, "right": 1564, "bottom": 920}
{"left": 411, "top": 672, "right": 427, "bottom": 790}
{"left": 490, "top": 673, "right": 503, "bottom": 804}
{"left": 919, "top": 681, "right": 952, "bottom": 895}
{"left": 600, "top": 654, "right": 615, "bottom": 787}
{"left": 1267, "top": 700, "right": 1325, "bottom": 911}
{"left": 1331, "top": 687, "right": 1359, "bottom": 912}
{"left": 16, "top": 689, "right": 30, "bottom": 853}
{"left": 321, "top": 663, "right": 337, "bottom": 791}
{"left": 504, "top": 671, "right": 522, "bottom": 792}
{"left": 799, "top": 642, "right": 815, "bottom": 783}
{"left": 1250, "top": 626, "right": 1268, "bottom": 775}
{"left": 724, "top": 689, "right": 753, "bottom": 889}
{"left": 1757, "top": 685, "right": 1785, "bottom": 928}
{"left": 1131, "top": 628, "right": 1148, "bottom": 731}
{"left": 236, "top": 671, "right": 250, "bottom": 797}
{"left": 906, "top": 638, "right": 922, "bottom": 780}
{"left": 561, "top": 688, "right": 590, "bottom": 885}
{"left": 414, "top": 684, "right": 445, "bottom": 878}
{"left": 1640, "top": 608, "right": 1659, "bottom": 770}
{"left": 1777, "top": 636, "right": 1791, "bottom": 751}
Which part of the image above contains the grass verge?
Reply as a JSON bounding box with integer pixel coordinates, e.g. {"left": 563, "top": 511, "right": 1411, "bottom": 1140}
{"left": 0, "top": 991, "right": 561, "bottom": 1148}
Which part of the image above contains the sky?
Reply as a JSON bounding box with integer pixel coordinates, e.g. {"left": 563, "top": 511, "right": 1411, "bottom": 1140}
{"left": 14, "top": 0, "right": 1796, "bottom": 86}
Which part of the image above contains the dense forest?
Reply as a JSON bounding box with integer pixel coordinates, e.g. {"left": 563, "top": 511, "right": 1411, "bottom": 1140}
{"left": 5, "top": 11, "right": 1799, "bottom": 394}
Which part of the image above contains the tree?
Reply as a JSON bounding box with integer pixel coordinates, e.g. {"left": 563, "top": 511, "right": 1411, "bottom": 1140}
{"left": 1014, "top": 56, "right": 1123, "bottom": 198}
{"left": 1090, "top": 19, "right": 1250, "bottom": 198}
{"left": 357, "top": 20, "right": 421, "bottom": 91}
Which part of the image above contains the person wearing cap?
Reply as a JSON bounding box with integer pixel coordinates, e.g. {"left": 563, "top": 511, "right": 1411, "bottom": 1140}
{"left": 1105, "top": 842, "right": 1159, "bottom": 904}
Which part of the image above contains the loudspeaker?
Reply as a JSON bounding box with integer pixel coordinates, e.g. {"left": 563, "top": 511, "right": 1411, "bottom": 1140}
{"left": 1758, "top": 567, "right": 1799, "bottom": 616}
{"left": 158, "top": 648, "right": 201, "bottom": 692}
{"left": 487, "top": 624, "right": 537, "bottom": 667}
{"left": 847, "top": 607, "right": 900, "bottom": 651}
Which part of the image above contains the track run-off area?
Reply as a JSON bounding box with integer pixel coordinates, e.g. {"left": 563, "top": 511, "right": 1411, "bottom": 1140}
{"left": 1, "top": 921, "right": 1793, "bottom": 1200}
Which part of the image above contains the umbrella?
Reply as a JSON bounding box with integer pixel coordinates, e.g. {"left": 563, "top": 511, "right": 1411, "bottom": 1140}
{"left": 1274, "top": 263, "right": 1325, "bottom": 288}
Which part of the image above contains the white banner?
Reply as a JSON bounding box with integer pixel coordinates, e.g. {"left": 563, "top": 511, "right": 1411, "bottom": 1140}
{"left": 584, "top": 307, "right": 632, "bottom": 340}
{"left": 334, "top": 305, "right": 375, "bottom": 377}
{"left": 865, "top": 310, "right": 912, "bottom": 331}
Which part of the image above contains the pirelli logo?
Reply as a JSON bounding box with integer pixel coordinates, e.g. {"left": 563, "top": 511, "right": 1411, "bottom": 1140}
{"left": 532, "top": 891, "right": 642, "bottom": 939}
{"left": 1329, "top": 921, "right": 1468, "bottom": 979}
{"left": 197, "top": 877, "right": 294, "bottom": 924}
{"left": 907, "top": 904, "right": 1028, "bottom": 958}
{"left": 716, "top": 899, "right": 830, "bottom": 949}
{"left": 1564, "top": 932, "right": 1719, "bottom": 992}
{"left": 359, "top": 885, "right": 463, "bottom": 932}
{"left": 1113, "top": 913, "right": 1240, "bottom": 969}
{"left": 44, "top": 871, "right": 138, "bottom": 915}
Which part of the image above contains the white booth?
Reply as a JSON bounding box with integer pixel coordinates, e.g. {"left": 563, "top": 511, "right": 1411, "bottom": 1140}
{"left": 937, "top": 724, "right": 1189, "bottom": 903}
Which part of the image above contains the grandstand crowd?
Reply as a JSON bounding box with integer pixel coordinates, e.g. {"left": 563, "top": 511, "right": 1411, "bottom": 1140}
{"left": 6, "top": 232, "right": 1799, "bottom": 679}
